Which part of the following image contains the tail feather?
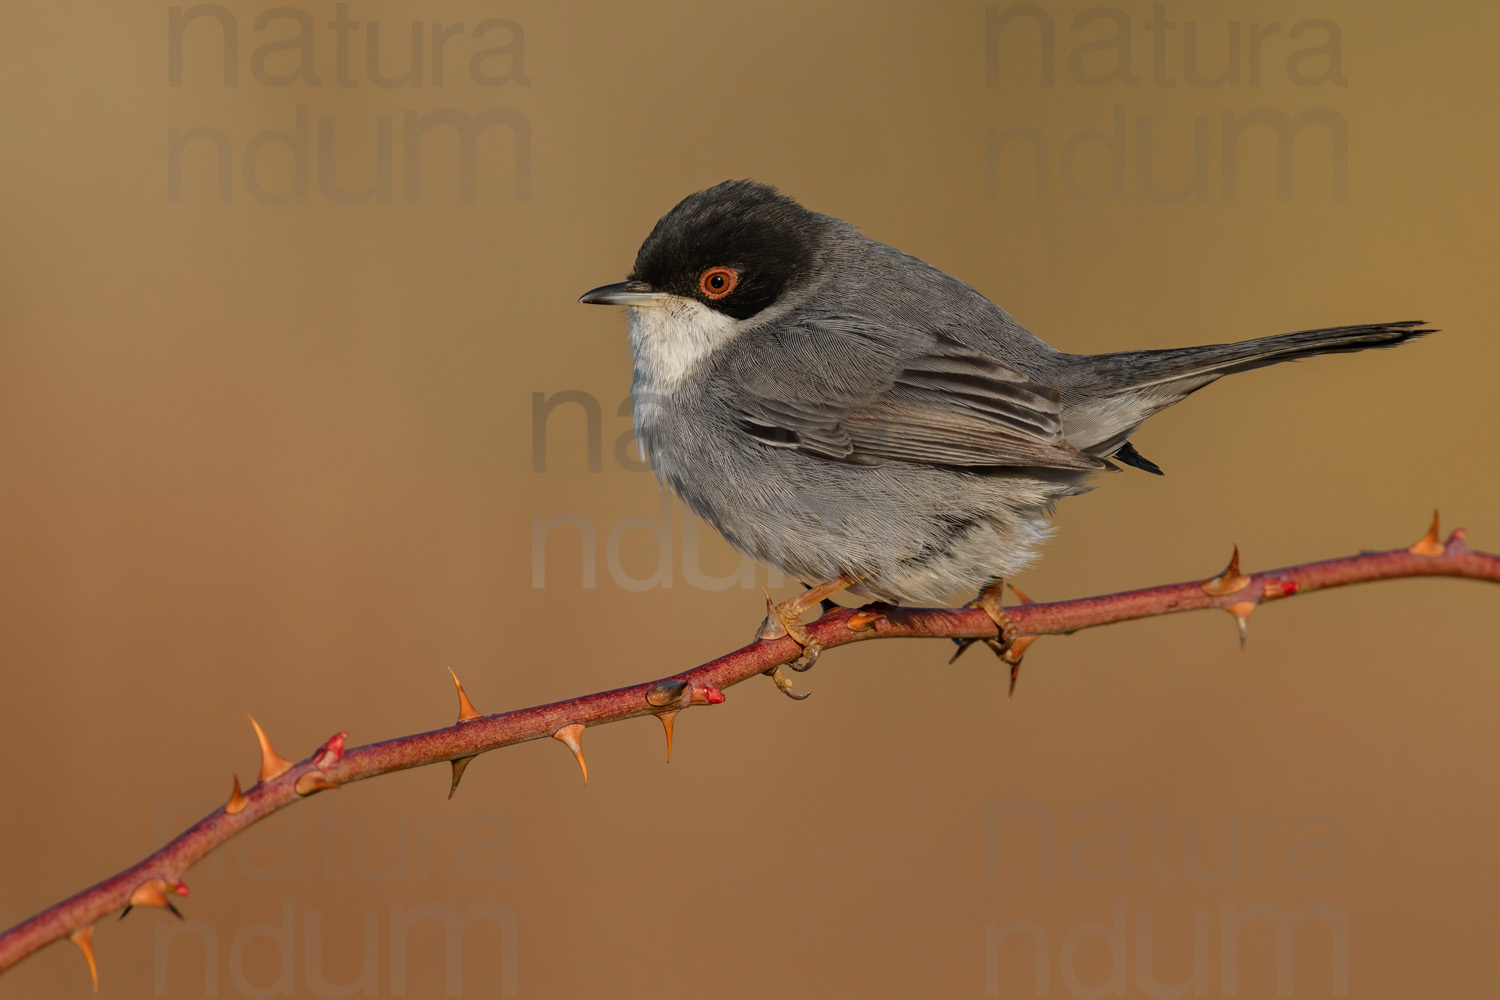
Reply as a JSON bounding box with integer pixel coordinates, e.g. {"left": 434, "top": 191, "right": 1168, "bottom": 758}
{"left": 1104, "top": 320, "right": 1435, "bottom": 392}
{"left": 1057, "top": 320, "right": 1436, "bottom": 457}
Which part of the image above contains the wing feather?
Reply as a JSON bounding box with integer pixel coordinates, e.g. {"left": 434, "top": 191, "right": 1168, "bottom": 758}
{"left": 731, "top": 325, "right": 1109, "bottom": 471}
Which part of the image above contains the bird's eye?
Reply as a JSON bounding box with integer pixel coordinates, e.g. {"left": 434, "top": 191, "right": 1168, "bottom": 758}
{"left": 699, "top": 266, "right": 739, "bottom": 300}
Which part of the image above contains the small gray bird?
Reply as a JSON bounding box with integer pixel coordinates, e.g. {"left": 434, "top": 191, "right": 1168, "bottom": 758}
{"left": 579, "top": 180, "right": 1430, "bottom": 697}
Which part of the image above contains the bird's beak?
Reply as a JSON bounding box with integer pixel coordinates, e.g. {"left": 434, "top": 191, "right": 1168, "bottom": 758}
{"left": 577, "top": 280, "right": 668, "bottom": 307}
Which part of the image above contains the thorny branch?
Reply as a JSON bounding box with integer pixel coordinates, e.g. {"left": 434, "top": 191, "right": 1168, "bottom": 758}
{"left": 1, "top": 515, "right": 1496, "bottom": 988}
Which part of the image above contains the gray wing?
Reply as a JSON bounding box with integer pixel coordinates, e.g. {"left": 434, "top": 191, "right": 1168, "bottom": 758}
{"left": 723, "top": 314, "right": 1111, "bottom": 472}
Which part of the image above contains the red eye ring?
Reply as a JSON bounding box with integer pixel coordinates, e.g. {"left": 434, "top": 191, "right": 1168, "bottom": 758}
{"left": 699, "top": 266, "right": 739, "bottom": 300}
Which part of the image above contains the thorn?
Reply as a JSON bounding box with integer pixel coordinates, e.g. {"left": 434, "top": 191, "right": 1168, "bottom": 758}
{"left": 658, "top": 710, "right": 678, "bottom": 762}
{"left": 448, "top": 667, "right": 483, "bottom": 722}
{"left": 248, "top": 716, "right": 294, "bottom": 783}
{"left": 846, "top": 608, "right": 886, "bottom": 631}
{"left": 1201, "top": 545, "right": 1252, "bottom": 596}
{"left": 124, "top": 878, "right": 189, "bottom": 920}
{"left": 1003, "top": 636, "right": 1038, "bottom": 699}
{"left": 1226, "top": 601, "right": 1256, "bottom": 650}
{"left": 225, "top": 774, "right": 248, "bottom": 815}
{"left": 756, "top": 588, "right": 788, "bottom": 640}
{"left": 644, "top": 680, "right": 723, "bottom": 760}
{"left": 1409, "top": 510, "right": 1444, "bottom": 556}
{"left": 312, "top": 731, "right": 348, "bottom": 770}
{"left": 1008, "top": 584, "right": 1035, "bottom": 604}
{"left": 948, "top": 635, "right": 1012, "bottom": 666}
{"left": 553, "top": 724, "right": 588, "bottom": 784}
{"left": 295, "top": 771, "right": 339, "bottom": 796}
{"left": 448, "top": 756, "right": 475, "bottom": 799}
{"left": 644, "top": 681, "right": 723, "bottom": 761}
{"left": 70, "top": 925, "right": 98, "bottom": 992}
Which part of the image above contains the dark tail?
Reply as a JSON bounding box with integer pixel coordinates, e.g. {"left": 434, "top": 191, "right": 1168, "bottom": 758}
{"left": 1056, "top": 321, "right": 1436, "bottom": 460}
{"left": 1097, "top": 320, "right": 1435, "bottom": 393}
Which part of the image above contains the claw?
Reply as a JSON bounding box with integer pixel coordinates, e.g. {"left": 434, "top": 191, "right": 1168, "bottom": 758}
{"left": 787, "top": 636, "right": 822, "bottom": 672}
{"left": 951, "top": 578, "right": 1030, "bottom": 696}
{"left": 767, "top": 665, "right": 811, "bottom": 700}
{"left": 755, "top": 575, "right": 859, "bottom": 694}
{"left": 757, "top": 592, "right": 824, "bottom": 667}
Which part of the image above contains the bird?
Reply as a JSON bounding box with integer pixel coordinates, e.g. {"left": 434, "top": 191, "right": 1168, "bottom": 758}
{"left": 579, "top": 179, "right": 1432, "bottom": 698}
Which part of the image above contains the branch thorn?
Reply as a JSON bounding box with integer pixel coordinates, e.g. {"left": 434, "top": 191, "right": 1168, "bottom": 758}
{"left": 1202, "top": 545, "right": 1252, "bottom": 596}
{"left": 553, "top": 724, "right": 588, "bottom": 784}
{"left": 757, "top": 588, "right": 788, "bottom": 640}
{"left": 225, "top": 774, "right": 248, "bottom": 815}
{"left": 248, "top": 716, "right": 293, "bottom": 783}
{"left": 1226, "top": 601, "right": 1256, "bottom": 650}
{"left": 1003, "top": 640, "right": 1036, "bottom": 699}
{"left": 448, "top": 667, "right": 483, "bottom": 723}
{"left": 658, "top": 710, "right": 678, "bottom": 762}
{"left": 122, "top": 879, "right": 188, "bottom": 921}
{"left": 644, "top": 680, "right": 722, "bottom": 761}
{"left": 69, "top": 926, "right": 98, "bottom": 992}
{"left": 1409, "top": 510, "right": 1444, "bottom": 556}
{"left": 448, "top": 756, "right": 476, "bottom": 799}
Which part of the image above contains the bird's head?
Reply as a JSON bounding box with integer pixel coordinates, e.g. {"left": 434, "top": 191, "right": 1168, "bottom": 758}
{"left": 579, "top": 179, "right": 825, "bottom": 322}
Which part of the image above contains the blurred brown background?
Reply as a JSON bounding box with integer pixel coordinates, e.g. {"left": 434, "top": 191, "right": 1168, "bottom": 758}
{"left": 2, "top": 1, "right": 1495, "bottom": 997}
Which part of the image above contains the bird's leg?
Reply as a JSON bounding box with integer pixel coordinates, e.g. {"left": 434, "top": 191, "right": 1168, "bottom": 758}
{"left": 757, "top": 573, "right": 860, "bottom": 665}
{"left": 949, "top": 577, "right": 1026, "bottom": 695}
{"left": 757, "top": 573, "right": 861, "bottom": 697}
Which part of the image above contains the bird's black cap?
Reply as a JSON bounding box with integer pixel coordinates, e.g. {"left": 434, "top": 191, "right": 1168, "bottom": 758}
{"left": 626, "top": 180, "right": 826, "bottom": 320}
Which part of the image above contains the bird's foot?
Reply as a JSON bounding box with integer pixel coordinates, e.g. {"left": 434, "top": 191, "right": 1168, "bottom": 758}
{"left": 756, "top": 574, "right": 860, "bottom": 699}
{"left": 766, "top": 663, "right": 812, "bottom": 701}
{"left": 949, "top": 578, "right": 1027, "bottom": 697}
{"left": 766, "top": 600, "right": 823, "bottom": 671}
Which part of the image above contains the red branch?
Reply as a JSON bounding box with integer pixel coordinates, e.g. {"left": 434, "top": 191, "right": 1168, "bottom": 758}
{"left": 2, "top": 523, "right": 1496, "bottom": 983}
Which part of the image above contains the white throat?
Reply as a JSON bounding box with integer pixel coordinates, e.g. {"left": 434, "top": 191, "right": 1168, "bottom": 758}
{"left": 628, "top": 296, "right": 744, "bottom": 390}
